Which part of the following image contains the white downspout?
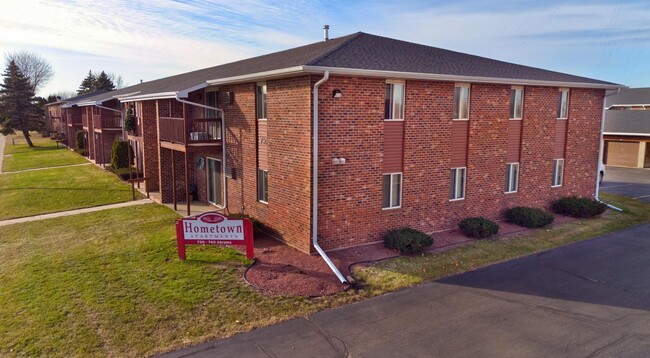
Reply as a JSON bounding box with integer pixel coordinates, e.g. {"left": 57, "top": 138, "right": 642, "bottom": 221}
{"left": 595, "top": 89, "right": 622, "bottom": 211}
{"left": 313, "top": 71, "right": 347, "bottom": 283}
{"left": 174, "top": 93, "right": 228, "bottom": 211}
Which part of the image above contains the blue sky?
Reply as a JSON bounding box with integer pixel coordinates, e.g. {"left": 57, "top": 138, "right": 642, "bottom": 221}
{"left": 1, "top": 0, "right": 649, "bottom": 96}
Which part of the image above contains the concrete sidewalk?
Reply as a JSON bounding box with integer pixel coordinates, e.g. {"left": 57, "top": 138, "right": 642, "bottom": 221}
{"left": 0, "top": 199, "right": 152, "bottom": 227}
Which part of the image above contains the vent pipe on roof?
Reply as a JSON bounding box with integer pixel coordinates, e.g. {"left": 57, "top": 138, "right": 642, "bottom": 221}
{"left": 323, "top": 25, "right": 330, "bottom": 41}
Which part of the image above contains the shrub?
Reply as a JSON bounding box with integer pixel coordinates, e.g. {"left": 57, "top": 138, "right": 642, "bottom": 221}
{"left": 505, "top": 206, "right": 554, "bottom": 228}
{"left": 111, "top": 140, "right": 132, "bottom": 170}
{"left": 75, "top": 130, "right": 85, "bottom": 150}
{"left": 458, "top": 217, "right": 499, "bottom": 239}
{"left": 551, "top": 196, "right": 607, "bottom": 218}
{"left": 383, "top": 228, "right": 433, "bottom": 255}
{"left": 124, "top": 108, "right": 136, "bottom": 133}
{"left": 227, "top": 213, "right": 262, "bottom": 232}
{"left": 108, "top": 167, "right": 140, "bottom": 181}
{"left": 74, "top": 148, "right": 87, "bottom": 157}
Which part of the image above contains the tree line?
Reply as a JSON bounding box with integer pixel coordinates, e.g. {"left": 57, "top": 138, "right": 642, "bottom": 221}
{"left": 0, "top": 50, "right": 125, "bottom": 147}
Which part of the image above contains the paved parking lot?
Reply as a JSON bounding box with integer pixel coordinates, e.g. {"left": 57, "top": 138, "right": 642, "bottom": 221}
{"left": 600, "top": 166, "right": 650, "bottom": 203}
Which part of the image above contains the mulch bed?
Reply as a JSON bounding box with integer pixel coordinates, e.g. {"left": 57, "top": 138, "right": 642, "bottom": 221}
{"left": 244, "top": 216, "right": 577, "bottom": 297}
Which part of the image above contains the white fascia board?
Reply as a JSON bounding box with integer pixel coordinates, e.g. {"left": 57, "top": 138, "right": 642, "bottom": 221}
{"left": 119, "top": 92, "right": 177, "bottom": 102}
{"left": 604, "top": 132, "right": 650, "bottom": 137}
{"left": 177, "top": 82, "right": 209, "bottom": 97}
{"left": 205, "top": 66, "right": 306, "bottom": 85}
{"left": 607, "top": 104, "right": 650, "bottom": 109}
{"left": 302, "top": 66, "right": 624, "bottom": 90}
{"left": 113, "top": 91, "right": 141, "bottom": 100}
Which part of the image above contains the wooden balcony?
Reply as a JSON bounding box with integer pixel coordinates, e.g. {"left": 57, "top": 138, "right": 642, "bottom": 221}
{"left": 159, "top": 117, "right": 222, "bottom": 150}
{"left": 92, "top": 114, "right": 122, "bottom": 130}
{"left": 82, "top": 114, "right": 89, "bottom": 128}
{"left": 68, "top": 113, "right": 82, "bottom": 126}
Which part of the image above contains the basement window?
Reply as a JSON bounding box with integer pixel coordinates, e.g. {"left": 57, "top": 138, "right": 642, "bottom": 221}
{"left": 257, "top": 169, "right": 268, "bottom": 203}
{"left": 505, "top": 163, "right": 519, "bottom": 193}
{"left": 552, "top": 159, "right": 564, "bottom": 187}
{"left": 450, "top": 167, "right": 466, "bottom": 200}
{"left": 382, "top": 173, "right": 402, "bottom": 209}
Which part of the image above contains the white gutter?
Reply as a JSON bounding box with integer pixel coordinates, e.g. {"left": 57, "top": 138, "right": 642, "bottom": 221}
{"left": 312, "top": 71, "right": 347, "bottom": 284}
{"left": 206, "top": 66, "right": 305, "bottom": 85}
{"left": 603, "top": 132, "right": 650, "bottom": 137}
{"left": 596, "top": 89, "right": 623, "bottom": 211}
{"left": 113, "top": 91, "right": 141, "bottom": 100}
{"left": 174, "top": 93, "right": 228, "bottom": 212}
{"left": 120, "top": 92, "right": 178, "bottom": 102}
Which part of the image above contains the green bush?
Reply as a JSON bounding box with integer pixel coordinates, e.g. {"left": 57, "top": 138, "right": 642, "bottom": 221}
{"left": 110, "top": 140, "right": 132, "bottom": 170}
{"left": 227, "top": 213, "right": 262, "bottom": 232}
{"left": 74, "top": 148, "right": 87, "bottom": 157}
{"left": 108, "top": 167, "right": 140, "bottom": 181}
{"left": 458, "top": 217, "right": 499, "bottom": 239}
{"left": 383, "top": 228, "right": 433, "bottom": 255}
{"left": 75, "top": 130, "right": 85, "bottom": 150}
{"left": 505, "top": 206, "right": 554, "bottom": 228}
{"left": 124, "top": 108, "right": 136, "bottom": 133}
{"left": 551, "top": 196, "right": 607, "bottom": 218}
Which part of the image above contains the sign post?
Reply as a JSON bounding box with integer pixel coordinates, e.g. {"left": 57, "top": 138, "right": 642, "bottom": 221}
{"left": 176, "top": 212, "right": 254, "bottom": 260}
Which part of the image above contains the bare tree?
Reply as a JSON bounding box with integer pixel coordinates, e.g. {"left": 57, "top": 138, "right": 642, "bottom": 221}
{"left": 4, "top": 51, "right": 54, "bottom": 94}
{"left": 50, "top": 90, "right": 76, "bottom": 100}
{"left": 108, "top": 73, "right": 126, "bottom": 89}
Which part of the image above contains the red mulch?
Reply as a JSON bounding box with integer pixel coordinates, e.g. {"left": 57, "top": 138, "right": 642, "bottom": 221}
{"left": 243, "top": 216, "right": 577, "bottom": 297}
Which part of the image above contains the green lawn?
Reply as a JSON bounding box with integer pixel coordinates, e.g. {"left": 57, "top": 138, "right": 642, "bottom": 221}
{"left": 3, "top": 134, "right": 87, "bottom": 172}
{"left": 0, "top": 205, "right": 357, "bottom": 357}
{"left": 0, "top": 164, "right": 138, "bottom": 220}
{"left": 354, "top": 193, "right": 650, "bottom": 295}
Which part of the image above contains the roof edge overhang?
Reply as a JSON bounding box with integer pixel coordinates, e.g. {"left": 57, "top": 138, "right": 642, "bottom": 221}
{"left": 120, "top": 91, "right": 178, "bottom": 102}
{"left": 206, "top": 66, "right": 306, "bottom": 85}
{"left": 113, "top": 91, "right": 141, "bottom": 100}
{"left": 607, "top": 104, "right": 650, "bottom": 109}
{"left": 603, "top": 132, "right": 650, "bottom": 137}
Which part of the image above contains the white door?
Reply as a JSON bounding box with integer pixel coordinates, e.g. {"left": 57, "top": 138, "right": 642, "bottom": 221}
{"left": 207, "top": 158, "right": 222, "bottom": 206}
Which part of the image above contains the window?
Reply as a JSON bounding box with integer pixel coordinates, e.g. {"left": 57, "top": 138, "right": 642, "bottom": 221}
{"left": 256, "top": 83, "right": 267, "bottom": 120}
{"left": 505, "top": 163, "right": 519, "bottom": 193}
{"left": 257, "top": 169, "right": 268, "bottom": 202}
{"left": 510, "top": 87, "right": 523, "bottom": 119}
{"left": 204, "top": 91, "right": 221, "bottom": 140}
{"left": 557, "top": 89, "right": 569, "bottom": 119}
{"left": 384, "top": 82, "right": 405, "bottom": 120}
{"left": 453, "top": 84, "right": 470, "bottom": 120}
{"left": 382, "top": 173, "right": 402, "bottom": 209}
{"left": 450, "top": 167, "right": 466, "bottom": 200}
{"left": 552, "top": 159, "right": 564, "bottom": 187}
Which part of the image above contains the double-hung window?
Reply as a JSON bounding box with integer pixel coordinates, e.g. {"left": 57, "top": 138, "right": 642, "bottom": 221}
{"left": 257, "top": 169, "right": 268, "bottom": 202}
{"left": 450, "top": 167, "right": 466, "bottom": 200}
{"left": 382, "top": 173, "right": 402, "bottom": 209}
{"left": 204, "top": 91, "right": 221, "bottom": 140}
{"left": 552, "top": 159, "right": 564, "bottom": 187}
{"left": 557, "top": 89, "right": 569, "bottom": 119}
{"left": 385, "top": 82, "right": 405, "bottom": 120}
{"left": 256, "top": 83, "right": 267, "bottom": 120}
{"left": 505, "top": 163, "right": 519, "bottom": 193}
{"left": 510, "top": 87, "right": 523, "bottom": 119}
{"left": 453, "top": 84, "right": 470, "bottom": 120}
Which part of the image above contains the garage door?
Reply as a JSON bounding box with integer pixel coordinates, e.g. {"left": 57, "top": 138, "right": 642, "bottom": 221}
{"left": 605, "top": 141, "right": 639, "bottom": 167}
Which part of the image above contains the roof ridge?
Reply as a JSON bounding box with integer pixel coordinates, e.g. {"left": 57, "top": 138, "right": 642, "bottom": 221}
{"left": 306, "top": 32, "right": 364, "bottom": 66}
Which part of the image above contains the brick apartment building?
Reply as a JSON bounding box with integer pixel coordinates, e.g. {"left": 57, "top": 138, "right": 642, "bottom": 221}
{"left": 54, "top": 32, "right": 621, "bottom": 256}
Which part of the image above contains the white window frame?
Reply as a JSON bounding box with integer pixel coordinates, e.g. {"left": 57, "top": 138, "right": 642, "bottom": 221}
{"left": 552, "top": 158, "right": 564, "bottom": 187}
{"left": 256, "top": 82, "right": 267, "bottom": 121}
{"left": 204, "top": 90, "right": 221, "bottom": 140}
{"left": 450, "top": 167, "right": 466, "bottom": 201}
{"left": 557, "top": 88, "right": 569, "bottom": 119}
{"left": 382, "top": 172, "right": 402, "bottom": 209}
{"left": 385, "top": 80, "right": 405, "bottom": 121}
{"left": 509, "top": 86, "right": 524, "bottom": 120}
{"left": 257, "top": 168, "right": 268, "bottom": 203}
{"left": 453, "top": 83, "right": 470, "bottom": 121}
{"left": 206, "top": 157, "right": 223, "bottom": 206}
{"left": 505, "top": 162, "right": 519, "bottom": 193}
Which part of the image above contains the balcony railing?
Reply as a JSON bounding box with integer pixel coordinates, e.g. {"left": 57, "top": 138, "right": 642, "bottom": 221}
{"left": 69, "top": 113, "right": 82, "bottom": 125}
{"left": 82, "top": 114, "right": 89, "bottom": 127}
{"left": 159, "top": 117, "right": 222, "bottom": 145}
{"left": 93, "top": 114, "right": 122, "bottom": 129}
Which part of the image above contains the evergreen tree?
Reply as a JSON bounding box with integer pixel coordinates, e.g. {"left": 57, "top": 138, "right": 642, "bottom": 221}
{"left": 0, "top": 60, "right": 41, "bottom": 147}
{"left": 94, "top": 71, "right": 115, "bottom": 91}
{"left": 77, "top": 70, "right": 96, "bottom": 95}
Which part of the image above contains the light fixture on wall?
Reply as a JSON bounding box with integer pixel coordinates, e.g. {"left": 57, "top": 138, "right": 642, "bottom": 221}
{"left": 332, "top": 89, "right": 342, "bottom": 98}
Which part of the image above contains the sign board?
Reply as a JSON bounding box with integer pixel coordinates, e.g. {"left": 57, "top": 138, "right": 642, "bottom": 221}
{"left": 175, "top": 211, "right": 254, "bottom": 260}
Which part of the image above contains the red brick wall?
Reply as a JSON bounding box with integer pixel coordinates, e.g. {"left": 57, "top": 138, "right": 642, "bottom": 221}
{"left": 316, "top": 76, "right": 604, "bottom": 250}
{"left": 140, "top": 100, "right": 160, "bottom": 191}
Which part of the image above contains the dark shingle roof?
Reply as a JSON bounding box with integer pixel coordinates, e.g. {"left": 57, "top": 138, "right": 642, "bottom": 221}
{"left": 604, "top": 110, "right": 650, "bottom": 135}
{"left": 606, "top": 87, "right": 650, "bottom": 106}
{"left": 87, "top": 32, "right": 621, "bottom": 101}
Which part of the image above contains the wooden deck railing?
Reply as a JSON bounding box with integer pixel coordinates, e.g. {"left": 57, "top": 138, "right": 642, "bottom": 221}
{"left": 159, "top": 117, "right": 222, "bottom": 145}
{"left": 92, "top": 114, "right": 122, "bottom": 129}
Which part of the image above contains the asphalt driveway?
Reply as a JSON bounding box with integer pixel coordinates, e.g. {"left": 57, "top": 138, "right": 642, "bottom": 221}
{"left": 601, "top": 166, "right": 650, "bottom": 203}
{"left": 162, "top": 223, "right": 650, "bottom": 358}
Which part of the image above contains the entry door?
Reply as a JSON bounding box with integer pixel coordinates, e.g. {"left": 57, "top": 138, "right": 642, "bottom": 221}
{"left": 207, "top": 158, "right": 222, "bottom": 206}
